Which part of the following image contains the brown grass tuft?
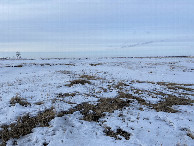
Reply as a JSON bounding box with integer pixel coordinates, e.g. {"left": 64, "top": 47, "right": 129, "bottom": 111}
{"left": 57, "top": 93, "right": 76, "bottom": 98}
{"left": 90, "top": 63, "right": 102, "bottom": 66}
{"left": 104, "top": 127, "right": 131, "bottom": 140}
{"left": 66, "top": 79, "right": 91, "bottom": 87}
{"left": 34, "top": 101, "right": 44, "bottom": 105}
{"left": 0, "top": 108, "right": 55, "bottom": 145}
{"left": 10, "top": 96, "right": 31, "bottom": 107}
{"left": 80, "top": 75, "right": 98, "bottom": 80}
{"left": 118, "top": 92, "right": 193, "bottom": 113}
{"left": 58, "top": 97, "right": 131, "bottom": 122}
{"left": 187, "top": 132, "right": 194, "bottom": 139}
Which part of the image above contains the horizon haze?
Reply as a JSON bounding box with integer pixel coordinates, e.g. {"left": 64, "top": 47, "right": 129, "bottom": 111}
{"left": 0, "top": 0, "right": 194, "bottom": 57}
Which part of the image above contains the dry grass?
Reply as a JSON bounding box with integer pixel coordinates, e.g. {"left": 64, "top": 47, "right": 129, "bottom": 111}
{"left": 58, "top": 70, "right": 72, "bottom": 74}
{"left": 114, "top": 82, "right": 129, "bottom": 90}
{"left": 63, "top": 64, "right": 75, "bottom": 66}
{"left": 118, "top": 92, "right": 148, "bottom": 105}
{"left": 10, "top": 96, "right": 31, "bottom": 107}
{"left": 157, "top": 82, "right": 194, "bottom": 92}
{"left": 118, "top": 80, "right": 194, "bottom": 112}
{"left": 14, "top": 65, "right": 23, "bottom": 67}
{"left": 39, "top": 63, "right": 54, "bottom": 66}
{"left": 5, "top": 65, "right": 23, "bottom": 68}
{"left": 151, "top": 95, "right": 193, "bottom": 113}
{"left": 34, "top": 101, "right": 44, "bottom": 105}
{"left": 131, "top": 80, "right": 194, "bottom": 92}
{"left": 187, "top": 132, "right": 194, "bottom": 139}
{"left": 118, "top": 92, "right": 194, "bottom": 113}
{"left": 57, "top": 93, "right": 76, "bottom": 98}
{"left": 90, "top": 63, "right": 102, "bottom": 66}
{"left": 79, "top": 75, "right": 99, "bottom": 80}
{"left": 0, "top": 108, "right": 55, "bottom": 145}
{"left": 103, "top": 127, "right": 131, "bottom": 140}
{"left": 66, "top": 79, "right": 91, "bottom": 87}
{"left": 58, "top": 97, "right": 131, "bottom": 122}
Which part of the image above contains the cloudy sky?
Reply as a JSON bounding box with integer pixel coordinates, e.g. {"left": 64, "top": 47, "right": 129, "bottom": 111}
{"left": 0, "top": 0, "right": 194, "bottom": 56}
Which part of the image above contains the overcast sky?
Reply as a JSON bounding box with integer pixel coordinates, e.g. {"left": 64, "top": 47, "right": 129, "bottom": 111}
{"left": 0, "top": 0, "right": 194, "bottom": 56}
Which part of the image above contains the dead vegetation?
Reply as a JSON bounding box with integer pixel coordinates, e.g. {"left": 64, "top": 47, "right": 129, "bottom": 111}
{"left": 58, "top": 97, "right": 131, "bottom": 122}
{"left": 0, "top": 108, "right": 55, "bottom": 145}
{"left": 57, "top": 93, "right": 76, "bottom": 98}
{"left": 63, "top": 63, "right": 75, "bottom": 66}
{"left": 40, "top": 63, "right": 52, "bottom": 66}
{"left": 5, "top": 65, "right": 23, "bottom": 68}
{"left": 103, "top": 127, "right": 131, "bottom": 140}
{"left": 116, "top": 80, "right": 194, "bottom": 113}
{"left": 180, "top": 128, "right": 194, "bottom": 139}
{"left": 114, "top": 82, "right": 129, "bottom": 90}
{"left": 118, "top": 92, "right": 194, "bottom": 113}
{"left": 131, "top": 80, "right": 194, "bottom": 92}
{"left": 79, "top": 75, "right": 99, "bottom": 80}
{"left": 151, "top": 95, "right": 194, "bottom": 113}
{"left": 66, "top": 79, "right": 91, "bottom": 87}
{"left": 34, "top": 101, "right": 44, "bottom": 105}
{"left": 187, "top": 132, "right": 194, "bottom": 139}
{"left": 90, "top": 63, "right": 102, "bottom": 66}
{"left": 57, "top": 70, "right": 72, "bottom": 74}
{"left": 118, "top": 92, "right": 148, "bottom": 105}
{"left": 157, "top": 82, "right": 194, "bottom": 92}
{"left": 14, "top": 65, "right": 23, "bottom": 67}
{"left": 10, "top": 96, "right": 31, "bottom": 107}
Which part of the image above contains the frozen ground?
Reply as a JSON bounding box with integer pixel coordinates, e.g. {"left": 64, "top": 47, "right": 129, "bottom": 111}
{"left": 0, "top": 57, "right": 194, "bottom": 146}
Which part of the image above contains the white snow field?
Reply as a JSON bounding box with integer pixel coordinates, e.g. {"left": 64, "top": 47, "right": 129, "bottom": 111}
{"left": 0, "top": 57, "right": 194, "bottom": 146}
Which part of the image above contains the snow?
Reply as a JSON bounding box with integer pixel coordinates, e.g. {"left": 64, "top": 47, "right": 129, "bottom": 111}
{"left": 0, "top": 57, "right": 194, "bottom": 145}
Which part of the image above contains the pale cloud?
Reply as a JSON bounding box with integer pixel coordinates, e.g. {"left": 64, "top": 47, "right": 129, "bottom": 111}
{"left": 0, "top": 0, "right": 194, "bottom": 54}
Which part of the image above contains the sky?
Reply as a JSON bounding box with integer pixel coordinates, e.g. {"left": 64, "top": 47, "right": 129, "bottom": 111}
{"left": 0, "top": 0, "right": 194, "bottom": 56}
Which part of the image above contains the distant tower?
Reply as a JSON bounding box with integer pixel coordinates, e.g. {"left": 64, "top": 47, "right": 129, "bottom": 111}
{"left": 16, "top": 51, "right": 21, "bottom": 59}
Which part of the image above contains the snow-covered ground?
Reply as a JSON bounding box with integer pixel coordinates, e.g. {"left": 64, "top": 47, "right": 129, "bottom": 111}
{"left": 0, "top": 57, "right": 194, "bottom": 146}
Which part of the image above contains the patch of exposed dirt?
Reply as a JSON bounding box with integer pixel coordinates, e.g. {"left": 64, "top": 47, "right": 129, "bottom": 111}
{"left": 103, "top": 127, "right": 131, "bottom": 140}
{"left": 0, "top": 108, "right": 55, "bottom": 145}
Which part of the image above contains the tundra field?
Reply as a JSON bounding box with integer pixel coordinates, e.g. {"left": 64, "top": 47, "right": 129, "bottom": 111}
{"left": 0, "top": 57, "right": 194, "bottom": 146}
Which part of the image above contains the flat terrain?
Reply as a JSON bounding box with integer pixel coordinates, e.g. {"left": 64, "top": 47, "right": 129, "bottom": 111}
{"left": 0, "top": 57, "right": 194, "bottom": 146}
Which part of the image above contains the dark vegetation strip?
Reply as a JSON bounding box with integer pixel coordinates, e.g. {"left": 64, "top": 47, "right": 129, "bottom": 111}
{"left": 0, "top": 97, "right": 132, "bottom": 145}
{"left": 10, "top": 96, "right": 31, "bottom": 107}
{"left": 65, "top": 79, "right": 91, "bottom": 87}
{"left": 0, "top": 108, "right": 55, "bottom": 146}
{"left": 1, "top": 79, "right": 193, "bottom": 144}
{"left": 58, "top": 97, "right": 131, "bottom": 122}
{"left": 104, "top": 127, "right": 131, "bottom": 140}
{"left": 118, "top": 92, "right": 194, "bottom": 113}
{"left": 57, "top": 97, "right": 132, "bottom": 140}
